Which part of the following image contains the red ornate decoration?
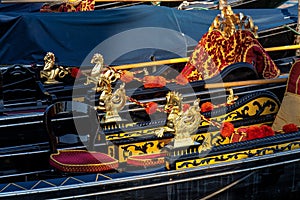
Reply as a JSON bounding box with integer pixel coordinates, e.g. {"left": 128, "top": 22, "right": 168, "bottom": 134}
{"left": 260, "top": 125, "right": 275, "bottom": 137}
{"left": 246, "top": 126, "right": 263, "bottom": 140}
{"left": 127, "top": 97, "right": 163, "bottom": 115}
{"left": 220, "top": 122, "right": 234, "bottom": 138}
{"left": 231, "top": 127, "right": 248, "bottom": 143}
{"left": 120, "top": 70, "right": 134, "bottom": 83}
{"left": 145, "top": 102, "right": 158, "bottom": 115}
{"left": 70, "top": 67, "right": 81, "bottom": 78}
{"left": 182, "top": 104, "right": 190, "bottom": 112}
{"left": 282, "top": 123, "right": 299, "bottom": 133}
{"left": 231, "top": 128, "right": 247, "bottom": 143}
{"left": 234, "top": 125, "right": 275, "bottom": 142}
{"left": 224, "top": 124, "right": 275, "bottom": 143}
{"left": 175, "top": 74, "right": 189, "bottom": 85}
{"left": 178, "top": 30, "right": 280, "bottom": 82}
{"left": 201, "top": 102, "right": 214, "bottom": 112}
{"left": 237, "top": 127, "right": 248, "bottom": 135}
{"left": 143, "top": 76, "right": 166, "bottom": 88}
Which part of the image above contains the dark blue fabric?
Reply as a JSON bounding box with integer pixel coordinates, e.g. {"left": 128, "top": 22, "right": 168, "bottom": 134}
{"left": 0, "top": 5, "right": 297, "bottom": 67}
{"left": 0, "top": 3, "right": 43, "bottom": 12}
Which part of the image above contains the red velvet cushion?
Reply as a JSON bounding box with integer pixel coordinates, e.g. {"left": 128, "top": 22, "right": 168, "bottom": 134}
{"left": 50, "top": 150, "right": 118, "bottom": 173}
{"left": 127, "top": 153, "right": 167, "bottom": 167}
{"left": 178, "top": 30, "right": 279, "bottom": 81}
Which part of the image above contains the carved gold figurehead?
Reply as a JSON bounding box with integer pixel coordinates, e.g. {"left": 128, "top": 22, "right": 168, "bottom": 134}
{"left": 91, "top": 53, "right": 104, "bottom": 77}
{"left": 96, "top": 67, "right": 121, "bottom": 111}
{"left": 86, "top": 53, "right": 121, "bottom": 90}
{"left": 85, "top": 53, "right": 104, "bottom": 86}
{"left": 174, "top": 99, "right": 201, "bottom": 135}
{"left": 88, "top": 53, "right": 124, "bottom": 123}
{"left": 40, "top": 52, "right": 70, "bottom": 84}
{"left": 101, "top": 83, "right": 126, "bottom": 123}
{"left": 161, "top": 91, "right": 201, "bottom": 148}
{"left": 165, "top": 91, "right": 183, "bottom": 131}
{"left": 93, "top": 62, "right": 124, "bottom": 123}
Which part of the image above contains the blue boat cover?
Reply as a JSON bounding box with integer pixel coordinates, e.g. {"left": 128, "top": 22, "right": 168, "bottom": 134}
{"left": 0, "top": 3, "right": 43, "bottom": 12}
{"left": 0, "top": 5, "right": 297, "bottom": 67}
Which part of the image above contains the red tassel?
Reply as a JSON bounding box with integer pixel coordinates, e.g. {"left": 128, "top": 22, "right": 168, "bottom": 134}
{"left": 182, "top": 104, "right": 190, "bottom": 112}
{"left": 120, "top": 70, "right": 134, "bottom": 83}
{"left": 236, "top": 127, "right": 248, "bottom": 142}
{"left": 145, "top": 102, "right": 158, "bottom": 115}
{"left": 220, "top": 122, "right": 234, "bottom": 138}
{"left": 246, "top": 126, "right": 262, "bottom": 140}
{"left": 71, "top": 68, "right": 81, "bottom": 78}
{"left": 230, "top": 133, "right": 238, "bottom": 143}
{"left": 260, "top": 125, "right": 275, "bottom": 137}
{"left": 201, "top": 102, "right": 214, "bottom": 112}
{"left": 175, "top": 74, "right": 189, "bottom": 85}
{"left": 282, "top": 123, "right": 298, "bottom": 133}
{"left": 143, "top": 76, "right": 166, "bottom": 88}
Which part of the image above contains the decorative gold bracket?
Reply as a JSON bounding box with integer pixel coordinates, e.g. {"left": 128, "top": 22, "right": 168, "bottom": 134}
{"left": 226, "top": 88, "right": 238, "bottom": 105}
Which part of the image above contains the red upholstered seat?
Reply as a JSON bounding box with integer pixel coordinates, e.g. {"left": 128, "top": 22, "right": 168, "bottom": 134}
{"left": 127, "top": 153, "right": 167, "bottom": 168}
{"left": 50, "top": 150, "right": 118, "bottom": 173}
{"left": 44, "top": 101, "right": 119, "bottom": 173}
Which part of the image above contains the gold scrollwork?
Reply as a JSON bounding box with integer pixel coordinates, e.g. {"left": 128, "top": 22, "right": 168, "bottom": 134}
{"left": 175, "top": 141, "right": 300, "bottom": 170}
{"left": 209, "top": 5, "right": 258, "bottom": 38}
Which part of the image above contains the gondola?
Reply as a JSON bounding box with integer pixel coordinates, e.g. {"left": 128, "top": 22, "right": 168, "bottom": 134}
{"left": 0, "top": 2, "right": 300, "bottom": 200}
{"left": 1, "top": 64, "right": 299, "bottom": 199}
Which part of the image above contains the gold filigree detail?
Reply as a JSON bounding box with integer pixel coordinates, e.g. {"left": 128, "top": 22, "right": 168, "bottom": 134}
{"left": 209, "top": 5, "right": 258, "bottom": 38}
{"left": 175, "top": 141, "right": 300, "bottom": 170}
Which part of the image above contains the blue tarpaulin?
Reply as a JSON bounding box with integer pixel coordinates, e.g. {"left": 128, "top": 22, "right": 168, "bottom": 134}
{"left": 0, "top": 3, "right": 43, "bottom": 12}
{"left": 0, "top": 5, "right": 297, "bottom": 66}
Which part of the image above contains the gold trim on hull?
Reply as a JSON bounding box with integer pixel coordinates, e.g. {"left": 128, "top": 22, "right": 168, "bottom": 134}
{"left": 172, "top": 140, "right": 300, "bottom": 170}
